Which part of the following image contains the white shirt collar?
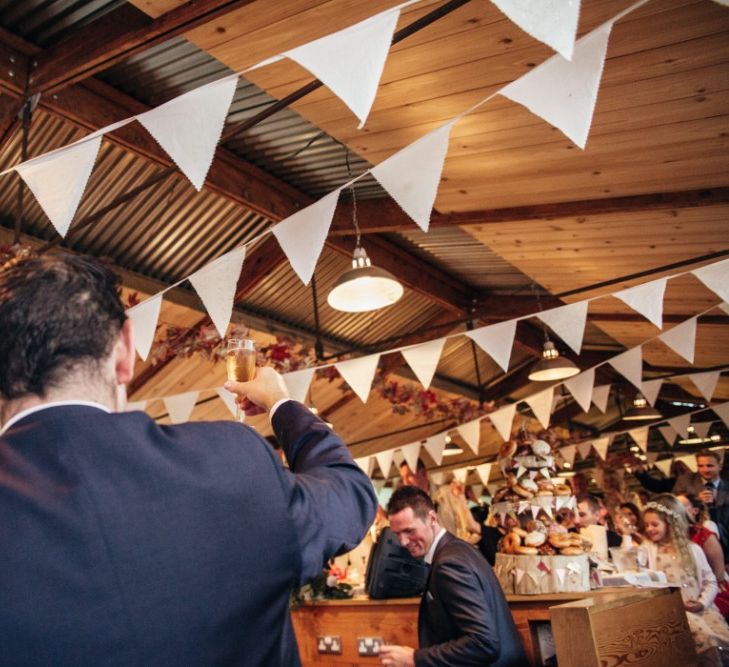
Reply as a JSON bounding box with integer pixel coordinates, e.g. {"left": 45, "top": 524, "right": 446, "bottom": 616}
{"left": 1, "top": 401, "right": 111, "bottom": 435}
{"left": 424, "top": 527, "right": 447, "bottom": 565}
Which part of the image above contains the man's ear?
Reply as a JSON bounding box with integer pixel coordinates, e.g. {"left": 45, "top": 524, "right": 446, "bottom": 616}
{"left": 114, "top": 319, "right": 136, "bottom": 385}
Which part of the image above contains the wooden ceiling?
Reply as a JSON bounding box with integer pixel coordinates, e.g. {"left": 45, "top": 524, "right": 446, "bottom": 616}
{"left": 0, "top": 0, "right": 728, "bottom": 481}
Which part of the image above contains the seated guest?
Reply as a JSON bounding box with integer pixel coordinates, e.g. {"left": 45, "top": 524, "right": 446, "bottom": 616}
{"left": 640, "top": 495, "right": 729, "bottom": 664}
{"left": 681, "top": 494, "right": 722, "bottom": 539}
{"left": 615, "top": 502, "right": 645, "bottom": 545}
{"left": 576, "top": 494, "right": 622, "bottom": 549}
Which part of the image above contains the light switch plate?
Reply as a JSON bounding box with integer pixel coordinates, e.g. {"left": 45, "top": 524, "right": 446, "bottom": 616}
{"left": 357, "top": 636, "right": 384, "bottom": 656}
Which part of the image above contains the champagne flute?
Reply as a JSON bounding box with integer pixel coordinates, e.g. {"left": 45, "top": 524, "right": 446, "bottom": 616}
{"left": 226, "top": 338, "right": 256, "bottom": 421}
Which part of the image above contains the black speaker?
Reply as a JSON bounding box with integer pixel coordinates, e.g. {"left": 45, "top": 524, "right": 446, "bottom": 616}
{"left": 365, "top": 527, "right": 429, "bottom": 599}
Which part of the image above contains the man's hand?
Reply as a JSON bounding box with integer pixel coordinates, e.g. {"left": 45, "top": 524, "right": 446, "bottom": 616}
{"left": 379, "top": 644, "right": 415, "bottom": 667}
{"left": 699, "top": 489, "right": 715, "bottom": 505}
{"left": 223, "top": 366, "right": 289, "bottom": 414}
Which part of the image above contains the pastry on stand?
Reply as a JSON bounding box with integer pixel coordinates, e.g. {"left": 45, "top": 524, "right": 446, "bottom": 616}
{"left": 490, "top": 435, "right": 591, "bottom": 594}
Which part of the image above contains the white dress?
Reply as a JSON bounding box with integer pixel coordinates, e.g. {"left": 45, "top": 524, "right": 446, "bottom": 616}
{"left": 641, "top": 541, "right": 729, "bottom": 665}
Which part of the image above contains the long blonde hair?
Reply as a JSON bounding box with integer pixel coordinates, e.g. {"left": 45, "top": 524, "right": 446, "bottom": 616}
{"left": 433, "top": 484, "right": 473, "bottom": 541}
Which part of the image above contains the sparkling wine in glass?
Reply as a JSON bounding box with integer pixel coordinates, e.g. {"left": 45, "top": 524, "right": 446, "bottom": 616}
{"left": 226, "top": 339, "right": 256, "bottom": 420}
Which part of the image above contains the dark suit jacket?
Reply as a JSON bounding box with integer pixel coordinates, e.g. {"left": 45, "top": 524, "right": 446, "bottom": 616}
{"left": 673, "top": 474, "right": 729, "bottom": 508}
{"left": 0, "top": 401, "right": 377, "bottom": 666}
{"left": 415, "top": 532, "right": 527, "bottom": 667}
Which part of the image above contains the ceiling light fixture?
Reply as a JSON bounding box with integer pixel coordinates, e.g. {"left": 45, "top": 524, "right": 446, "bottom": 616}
{"left": 677, "top": 426, "right": 722, "bottom": 446}
{"left": 623, "top": 393, "right": 661, "bottom": 421}
{"left": 443, "top": 440, "right": 464, "bottom": 457}
{"left": 528, "top": 340, "right": 580, "bottom": 382}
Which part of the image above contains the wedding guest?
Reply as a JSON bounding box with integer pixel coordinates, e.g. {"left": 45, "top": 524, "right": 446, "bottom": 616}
{"left": 398, "top": 458, "right": 433, "bottom": 495}
{"left": 614, "top": 502, "right": 645, "bottom": 545}
{"left": 679, "top": 495, "right": 726, "bottom": 584}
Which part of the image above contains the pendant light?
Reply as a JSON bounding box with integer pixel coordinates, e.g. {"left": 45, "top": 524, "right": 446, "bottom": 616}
{"left": 442, "top": 435, "right": 463, "bottom": 457}
{"left": 528, "top": 339, "right": 580, "bottom": 382}
{"left": 623, "top": 393, "right": 662, "bottom": 421}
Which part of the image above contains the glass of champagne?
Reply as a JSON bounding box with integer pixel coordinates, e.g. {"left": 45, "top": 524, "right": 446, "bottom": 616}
{"left": 226, "top": 338, "right": 256, "bottom": 421}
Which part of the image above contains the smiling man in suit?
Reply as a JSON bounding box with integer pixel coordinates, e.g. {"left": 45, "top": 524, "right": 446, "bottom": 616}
{"left": 0, "top": 252, "right": 377, "bottom": 666}
{"left": 379, "top": 486, "right": 526, "bottom": 667}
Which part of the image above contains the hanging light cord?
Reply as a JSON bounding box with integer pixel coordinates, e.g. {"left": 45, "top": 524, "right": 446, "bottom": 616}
{"left": 531, "top": 281, "right": 550, "bottom": 344}
{"left": 344, "top": 146, "right": 361, "bottom": 247}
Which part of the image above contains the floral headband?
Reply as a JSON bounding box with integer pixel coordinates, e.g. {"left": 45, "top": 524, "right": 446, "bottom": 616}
{"left": 643, "top": 501, "right": 681, "bottom": 521}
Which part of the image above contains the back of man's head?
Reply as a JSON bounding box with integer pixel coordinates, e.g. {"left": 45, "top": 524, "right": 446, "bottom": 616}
{"left": 387, "top": 485, "right": 434, "bottom": 520}
{"left": 0, "top": 253, "right": 126, "bottom": 400}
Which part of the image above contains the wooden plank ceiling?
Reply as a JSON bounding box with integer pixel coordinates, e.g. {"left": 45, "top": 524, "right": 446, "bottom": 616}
{"left": 1, "top": 0, "right": 728, "bottom": 480}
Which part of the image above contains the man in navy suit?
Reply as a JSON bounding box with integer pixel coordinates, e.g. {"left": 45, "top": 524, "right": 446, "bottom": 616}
{"left": 0, "top": 253, "right": 377, "bottom": 666}
{"left": 379, "top": 487, "right": 526, "bottom": 667}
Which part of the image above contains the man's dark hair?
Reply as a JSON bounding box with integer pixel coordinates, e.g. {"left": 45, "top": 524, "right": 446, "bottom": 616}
{"left": 398, "top": 457, "right": 426, "bottom": 472}
{"left": 0, "top": 253, "right": 126, "bottom": 399}
{"left": 387, "top": 485, "right": 434, "bottom": 520}
{"left": 576, "top": 494, "right": 601, "bottom": 514}
{"left": 696, "top": 449, "right": 721, "bottom": 464}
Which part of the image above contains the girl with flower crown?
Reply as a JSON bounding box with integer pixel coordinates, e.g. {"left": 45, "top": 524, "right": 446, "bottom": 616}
{"left": 640, "top": 494, "right": 729, "bottom": 665}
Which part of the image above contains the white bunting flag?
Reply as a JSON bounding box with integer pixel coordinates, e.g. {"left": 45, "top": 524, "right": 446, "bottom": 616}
{"left": 592, "top": 435, "right": 611, "bottom": 460}
{"left": 646, "top": 452, "right": 659, "bottom": 466}
{"left": 476, "top": 463, "right": 493, "bottom": 485}
{"left": 489, "top": 402, "right": 517, "bottom": 441}
{"left": 453, "top": 467, "right": 469, "bottom": 484}
{"left": 577, "top": 440, "right": 593, "bottom": 460}
{"left": 335, "top": 353, "right": 380, "bottom": 403}
{"left": 641, "top": 378, "right": 663, "bottom": 407}
{"left": 658, "top": 424, "right": 677, "bottom": 446}
{"left": 136, "top": 74, "right": 238, "bottom": 190}
{"left": 125, "top": 400, "right": 147, "bottom": 413}
{"left": 693, "top": 258, "right": 729, "bottom": 303}
{"left": 693, "top": 422, "right": 713, "bottom": 439}
{"left": 524, "top": 386, "right": 554, "bottom": 429}
{"left": 372, "top": 121, "right": 453, "bottom": 232}
{"left": 465, "top": 320, "right": 517, "bottom": 373}
{"left": 471, "top": 484, "right": 484, "bottom": 499}
{"left": 215, "top": 387, "right": 238, "bottom": 418}
{"left": 655, "top": 458, "right": 673, "bottom": 478}
{"left": 188, "top": 246, "right": 246, "bottom": 337}
{"left": 537, "top": 301, "right": 589, "bottom": 355}
{"left": 555, "top": 568, "right": 566, "bottom": 587}
{"left": 283, "top": 7, "right": 399, "bottom": 127}
{"left": 424, "top": 434, "right": 447, "bottom": 466}
{"left": 457, "top": 419, "right": 482, "bottom": 455}
{"left": 16, "top": 135, "right": 102, "bottom": 237}
{"left": 560, "top": 444, "right": 577, "bottom": 466}
{"left": 714, "top": 402, "right": 729, "bottom": 430}
{"left": 499, "top": 22, "right": 612, "bottom": 149}
{"left": 431, "top": 472, "right": 446, "bottom": 486}
{"left": 628, "top": 427, "right": 649, "bottom": 453}
{"left": 564, "top": 368, "right": 595, "bottom": 413}
{"left": 401, "top": 338, "right": 446, "bottom": 390}
{"left": 282, "top": 368, "right": 317, "bottom": 404}
{"left": 668, "top": 413, "right": 691, "bottom": 439}
{"left": 688, "top": 370, "right": 721, "bottom": 402}
{"left": 400, "top": 441, "right": 421, "bottom": 474}
{"left": 720, "top": 303, "right": 729, "bottom": 315}
{"left": 354, "top": 456, "right": 373, "bottom": 476}
{"left": 591, "top": 384, "right": 611, "bottom": 413}
{"left": 127, "top": 294, "right": 162, "bottom": 361}
{"left": 393, "top": 449, "right": 405, "bottom": 467}
{"left": 678, "top": 454, "right": 698, "bottom": 473}
{"left": 273, "top": 189, "right": 341, "bottom": 286}
{"left": 658, "top": 317, "right": 697, "bottom": 363}
{"left": 375, "top": 449, "right": 395, "bottom": 479}
{"left": 490, "top": 0, "right": 580, "bottom": 60}
{"left": 613, "top": 278, "right": 667, "bottom": 330}
{"left": 163, "top": 390, "right": 199, "bottom": 424}
{"left": 609, "top": 347, "right": 643, "bottom": 390}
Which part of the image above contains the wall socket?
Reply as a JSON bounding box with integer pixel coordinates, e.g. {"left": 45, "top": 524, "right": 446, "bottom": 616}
{"left": 357, "top": 636, "right": 384, "bottom": 656}
{"left": 316, "top": 635, "right": 342, "bottom": 655}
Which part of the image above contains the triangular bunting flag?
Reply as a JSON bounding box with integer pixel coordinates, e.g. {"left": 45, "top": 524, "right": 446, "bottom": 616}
{"left": 613, "top": 278, "right": 667, "bottom": 330}
{"left": 688, "top": 370, "right": 721, "bottom": 402}
{"left": 658, "top": 317, "right": 697, "bottom": 364}
{"left": 188, "top": 246, "right": 246, "bottom": 338}
{"left": 125, "top": 400, "right": 147, "bottom": 413}
{"left": 499, "top": 22, "right": 612, "bottom": 148}
{"left": 136, "top": 74, "right": 238, "bottom": 190}
{"left": 163, "top": 390, "right": 199, "bottom": 424}
{"left": 641, "top": 378, "right": 663, "bottom": 407}
{"left": 591, "top": 384, "right": 611, "bottom": 413}
{"left": 609, "top": 347, "right": 643, "bottom": 390}
{"left": 490, "top": 0, "right": 580, "bottom": 60}
{"left": 16, "top": 135, "right": 102, "bottom": 237}
{"left": 720, "top": 303, "right": 729, "bottom": 316}
{"left": 668, "top": 414, "right": 691, "bottom": 439}
{"left": 335, "top": 353, "right": 380, "bottom": 403}
{"left": 283, "top": 7, "right": 399, "bottom": 127}
{"left": 282, "top": 368, "right": 316, "bottom": 404}
{"left": 693, "top": 422, "right": 712, "bottom": 439}
{"left": 577, "top": 440, "right": 592, "bottom": 460}
{"left": 655, "top": 458, "right": 673, "bottom": 478}
{"left": 424, "top": 434, "right": 447, "bottom": 466}
{"left": 453, "top": 468, "right": 468, "bottom": 484}
{"left": 678, "top": 454, "right": 698, "bottom": 473}
{"left": 431, "top": 472, "right": 446, "bottom": 486}
{"left": 127, "top": 294, "right": 162, "bottom": 361}
{"left": 560, "top": 444, "right": 577, "bottom": 466}
{"left": 471, "top": 484, "right": 484, "bottom": 499}
{"left": 465, "top": 320, "right": 517, "bottom": 373}
{"left": 628, "top": 427, "right": 649, "bottom": 453}
{"left": 592, "top": 435, "right": 611, "bottom": 460}
{"left": 564, "top": 368, "right": 595, "bottom": 413}
{"left": 400, "top": 441, "right": 421, "bottom": 474}
{"left": 693, "top": 258, "right": 729, "bottom": 303}
{"left": 215, "top": 388, "right": 238, "bottom": 418}
{"left": 658, "top": 424, "right": 677, "bottom": 447}
{"left": 354, "top": 456, "right": 373, "bottom": 476}
{"left": 489, "top": 402, "right": 517, "bottom": 441}
{"left": 401, "top": 337, "right": 446, "bottom": 390}
{"left": 272, "top": 189, "right": 341, "bottom": 286}
{"left": 537, "top": 301, "right": 588, "bottom": 355}
{"left": 371, "top": 122, "right": 453, "bottom": 232}
{"left": 714, "top": 402, "right": 729, "bottom": 430}
{"left": 393, "top": 450, "right": 404, "bottom": 467}
{"left": 457, "top": 419, "right": 481, "bottom": 456}
{"left": 646, "top": 451, "right": 659, "bottom": 466}
{"left": 524, "top": 386, "right": 554, "bottom": 429}
{"left": 375, "top": 449, "right": 395, "bottom": 479}
{"left": 476, "top": 463, "right": 493, "bottom": 485}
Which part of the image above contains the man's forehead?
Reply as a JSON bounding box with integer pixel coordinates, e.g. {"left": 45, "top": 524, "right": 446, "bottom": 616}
{"left": 389, "top": 507, "right": 419, "bottom": 528}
